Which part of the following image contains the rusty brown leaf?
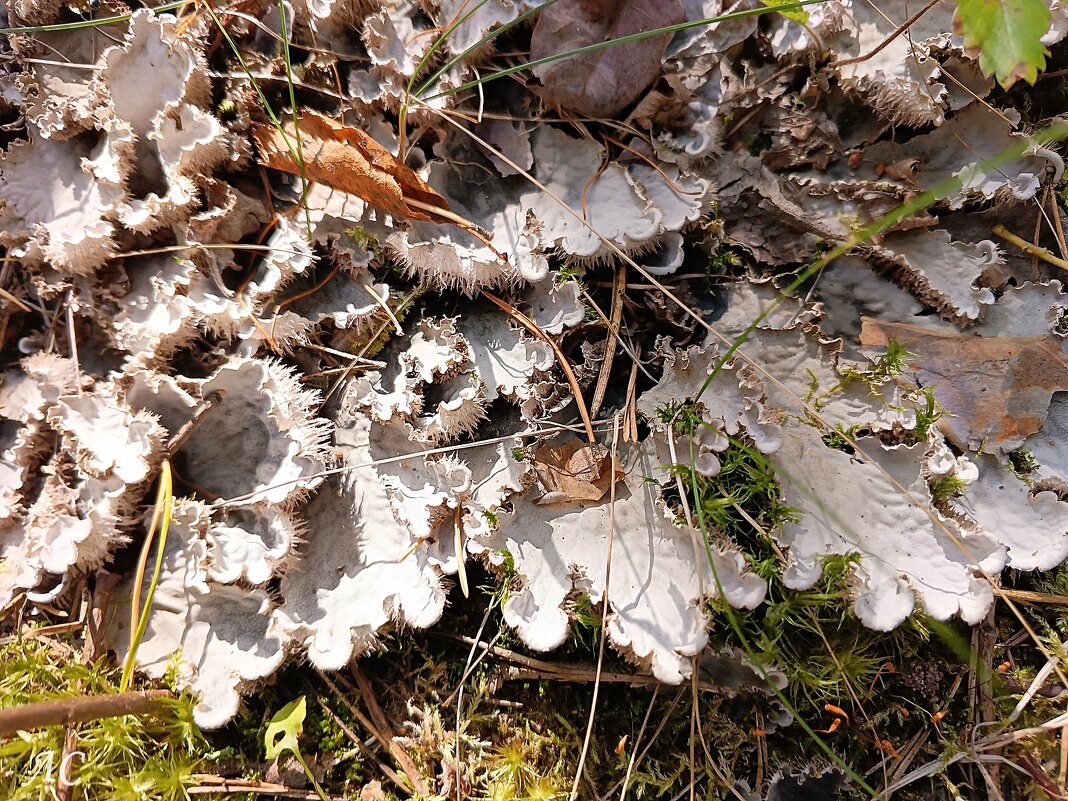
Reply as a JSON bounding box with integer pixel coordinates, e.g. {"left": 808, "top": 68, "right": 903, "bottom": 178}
{"left": 531, "top": 438, "right": 623, "bottom": 506}
{"left": 253, "top": 111, "right": 452, "bottom": 224}
{"left": 860, "top": 318, "right": 1068, "bottom": 450}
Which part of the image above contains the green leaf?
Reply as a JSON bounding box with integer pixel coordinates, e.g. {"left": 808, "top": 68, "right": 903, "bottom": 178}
{"left": 264, "top": 697, "right": 307, "bottom": 760}
{"left": 761, "top": 0, "right": 808, "bottom": 23}
{"left": 954, "top": 0, "right": 1051, "bottom": 87}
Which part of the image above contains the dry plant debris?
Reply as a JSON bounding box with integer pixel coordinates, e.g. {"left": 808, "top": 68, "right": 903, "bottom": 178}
{"left": 2, "top": 0, "right": 1068, "bottom": 796}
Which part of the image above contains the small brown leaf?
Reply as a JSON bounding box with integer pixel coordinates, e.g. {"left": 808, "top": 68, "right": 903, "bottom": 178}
{"left": 253, "top": 112, "right": 451, "bottom": 224}
{"left": 859, "top": 318, "right": 1068, "bottom": 450}
{"left": 531, "top": 438, "right": 623, "bottom": 505}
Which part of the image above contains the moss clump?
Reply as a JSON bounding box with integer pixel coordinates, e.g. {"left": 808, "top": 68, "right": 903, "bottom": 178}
{"left": 0, "top": 635, "right": 203, "bottom": 801}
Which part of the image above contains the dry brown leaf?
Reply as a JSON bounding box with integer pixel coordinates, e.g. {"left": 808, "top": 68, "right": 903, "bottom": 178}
{"left": 530, "top": 0, "right": 684, "bottom": 118}
{"left": 531, "top": 438, "right": 623, "bottom": 505}
{"left": 253, "top": 112, "right": 452, "bottom": 224}
{"left": 860, "top": 318, "right": 1068, "bottom": 450}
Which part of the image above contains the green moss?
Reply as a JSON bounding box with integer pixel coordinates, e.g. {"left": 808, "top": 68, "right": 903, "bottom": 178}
{"left": 0, "top": 636, "right": 204, "bottom": 801}
{"left": 822, "top": 423, "right": 861, "bottom": 452}
{"left": 653, "top": 399, "right": 702, "bottom": 436}
{"left": 566, "top": 594, "right": 602, "bottom": 651}
{"left": 704, "top": 243, "right": 739, "bottom": 291}
{"left": 711, "top": 552, "right": 931, "bottom": 715}
{"left": 1008, "top": 447, "right": 1040, "bottom": 479}
{"left": 483, "top": 723, "right": 571, "bottom": 801}
{"left": 929, "top": 475, "right": 968, "bottom": 504}
{"left": 864, "top": 338, "right": 912, "bottom": 380}
{"left": 555, "top": 262, "right": 584, "bottom": 284}
{"left": 694, "top": 441, "right": 798, "bottom": 554}
{"left": 912, "top": 387, "right": 945, "bottom": 440}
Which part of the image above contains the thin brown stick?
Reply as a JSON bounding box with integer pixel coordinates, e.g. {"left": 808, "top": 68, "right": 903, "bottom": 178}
{"left": 275, "top": 262, "right": 341, "bottom": 310}
{"left": 0, "top": 690, "right": 172, "bottom": 737}
{"left": 316, "top": 699, "right": 410, "bottom": 795}
{"left": 1060, "top": 722, "right": 1068, "bottom": 793}
{"left": 453, "top": 506, "right": 469, "bottom": 598}
{"left": 167, "top": 393, "right": 224, "bottom": 456}
{"left": 341, "top": 667, "right": 429, "bottom": 795}
{"left": 590, "top": 266, "right": 626, "bottom": 420}
{"left": 442, "top": 633, "right": 727, "bottom": 692}
{"left": 316, "top": 673, "right": 390, "bottom": 752}
{"left": 1048, "top": 183, "right": 1068, "bottom": 262}
{"left": 1035, "top": 189, "right": 1047, "bottom": 281}
{"left": 188, "top": 775, "right": 351, "bottom": 799}
{"left": 994, "top": 223, "right": 1068, "bottom": 271}
{"left": 349, "top": 666, "right": 394, "bottom": 742}
{"left": 404, "top": 197, "right": 510, "bottom": 263}
{"left": 994, "top": 587, "right": 1068, "bottom": 607}
{"left": 82, "top": 572, "right": 121, "bottom": 665}
{"left": 601, "top": 133, "right": 703, "bottom": 196}
{"left": 623, "top": 357, "right": 640, "bottom": 443}
{"left": 0, "top": 285, "right": 33, "bottom": 313}
{"left": 482, "top": 290, "right": 597, "bottom": 443}
{"left": 569, "top": 414, "right": 620, "bottom": 801}
{"left": 828, "top": 0, "right": 943, "bottom": 68}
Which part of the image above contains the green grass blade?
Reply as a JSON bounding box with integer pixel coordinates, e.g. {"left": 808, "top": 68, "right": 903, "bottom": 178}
{"left": 682, "top": 440, "right": 880, "bottom": 796}
{"left": 197, "top": 0, "right": 312, "bottom": 236}
{"left": 197, "top": 0, "right": 280, "bottom": 128}
{"left": 0, "top": 0, "right": 187, "bottom": 34}
{"left": 686, "top": 117, "right": 1068, "bottom": 415}
{"left": 121, "top": 460, "right": 174, "bottom": 693}
{"left": 399, "top": 0, "right": 495, "bottom": 151}
{"left": 275, "top": 0, "right": 314, "bottom": 238}
{"left": 412, "top": 0, "right": 561, "bottom": 98}
{"left": 672, "top": 118, "right": 1068, "bottom": 795}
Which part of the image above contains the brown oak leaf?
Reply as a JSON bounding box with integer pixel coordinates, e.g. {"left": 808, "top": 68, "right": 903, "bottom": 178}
{"left": 253, "top": 112, "right": 452, "bottom": 224}
{"left": 860, "top": 318, "right": 1068, "bottom": 451}
{"left": 531, "top": 439, "right": 624, "bottom": 505}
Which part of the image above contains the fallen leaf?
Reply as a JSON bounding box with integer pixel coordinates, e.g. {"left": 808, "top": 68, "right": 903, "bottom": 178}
{"left": 531, "top": 438, "right": 624, "bottom": 505}
{"left": 859, "top": 318, "right": 1068, "bottom": 451}
{"left": 953, "top": 0, "right": 1051, "bottom": 87}
{"left": 253, "top": 111, "right": 452, "bottom": 224}
{"left": 530, "top": 0, "right": 684, "bottom": 118}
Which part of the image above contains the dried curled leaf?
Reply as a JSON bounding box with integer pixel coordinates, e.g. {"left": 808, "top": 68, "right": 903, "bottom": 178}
{"left": 254, "top": 112, "right": 453, "bottom": 224}
{"left": 530, "top": 439, "right": 624, "bottom": 505}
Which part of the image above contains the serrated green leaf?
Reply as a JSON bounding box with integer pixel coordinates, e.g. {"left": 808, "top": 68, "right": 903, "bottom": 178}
{"left": 761, "top": 0, "right": 808, "bottom": 24}
{"left": 954, "top": 0, "right": 1051, "bottom": 87}
{"left": 264, "top": 697, "right": 306, "bottom": 760}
